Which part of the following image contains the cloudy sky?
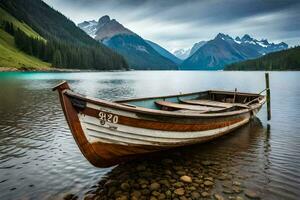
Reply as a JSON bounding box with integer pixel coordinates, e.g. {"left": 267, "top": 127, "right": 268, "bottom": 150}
{"left": 44, "top": 0, "right": 300, "bottom": 52}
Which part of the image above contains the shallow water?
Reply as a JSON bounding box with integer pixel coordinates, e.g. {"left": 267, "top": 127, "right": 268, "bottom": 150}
{"left": 0, "top": 71, "right": 299, "bottom": 200}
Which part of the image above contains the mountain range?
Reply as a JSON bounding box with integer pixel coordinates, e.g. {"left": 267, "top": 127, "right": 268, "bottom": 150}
{"left": 180, "top": 33, "right": 288, "bottom": 70}
{"left": 78, "top": 16, "right": 178, "bottom": 70}
{"left": 79, "top": 16, "right": 288, "bottom": 71}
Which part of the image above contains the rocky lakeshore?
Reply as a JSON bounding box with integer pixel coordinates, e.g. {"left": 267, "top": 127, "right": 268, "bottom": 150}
{"left": 64, "top": 134, "right": 264, "bottom": 200}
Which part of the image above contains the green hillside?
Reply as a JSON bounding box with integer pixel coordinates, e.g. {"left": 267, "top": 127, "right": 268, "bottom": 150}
{"left": 0, "top": 29, "right": 50, "bottom": 70}
{"left": 225, "top": 46, "right": 300, "bottom": 71}
{"left": 0, "top": 8, "right": 50, "bottom": 70}
{"left": 0, "top": 7, "right": 43, "bottom": 40}
{"left": 0, "top": 0, "right": 128, "bottom": 70}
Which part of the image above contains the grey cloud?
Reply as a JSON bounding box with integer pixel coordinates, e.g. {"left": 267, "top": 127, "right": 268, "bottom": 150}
{"left": 44, "top": 0, "right": 300, "bottom": 50}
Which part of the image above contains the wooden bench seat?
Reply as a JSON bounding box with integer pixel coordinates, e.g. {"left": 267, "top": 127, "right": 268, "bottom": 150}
{"left": 180, "top": 99, "right": 249, "bottom": 109}
{"left": 155, "top": 101, "right": 225, "bottom": 112}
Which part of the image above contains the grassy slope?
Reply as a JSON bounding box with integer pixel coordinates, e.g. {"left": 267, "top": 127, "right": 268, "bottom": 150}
{"left": 0, "top": 7, "right": 50, "bottom": 70}
{"left": 0, "top": 29, "right": 50, "bottom": 70}
{"left": 0, "top": 7, "right": 43, "bottom": 39}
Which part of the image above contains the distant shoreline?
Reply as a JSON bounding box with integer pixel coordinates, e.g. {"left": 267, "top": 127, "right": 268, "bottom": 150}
{"left": 0, "top": 67, "right": 129, "bottom": 73}
{"left": 1, "top": 67, "right": 299, "bottom": 72}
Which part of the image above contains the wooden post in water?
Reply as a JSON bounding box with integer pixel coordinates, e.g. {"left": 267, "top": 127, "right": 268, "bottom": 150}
{"left": 233, "top": 88, "right": 237, "bottom": 103}
{"left": 265, "top": 73, "right": 271, "bottom": 120}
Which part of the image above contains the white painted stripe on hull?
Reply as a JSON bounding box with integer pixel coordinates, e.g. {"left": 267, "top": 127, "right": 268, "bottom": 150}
{"left": 79, "top": 114, "right": 250, "bottom": 139}
{"left": 78, "top": 113, "right": 250, "bottom": 146}
{"left": 87, "top": 128, "right": 155, "bottom": 145}
{"left": 85, "top": 122, "right": 192, "bottom": 144}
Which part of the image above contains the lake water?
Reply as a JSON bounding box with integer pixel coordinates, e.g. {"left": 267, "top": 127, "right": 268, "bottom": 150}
{"left": 0, "top": 71, "right": 299, "bottom": 200}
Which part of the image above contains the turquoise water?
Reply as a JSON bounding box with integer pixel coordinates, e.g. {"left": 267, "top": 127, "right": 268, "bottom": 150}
{"left": 0, "top": 71, "right": 299, "bottom": 199}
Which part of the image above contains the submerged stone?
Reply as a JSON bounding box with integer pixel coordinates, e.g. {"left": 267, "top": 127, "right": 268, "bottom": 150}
{"left": 174, "top": 188, "right": 185, "bottom": 196}
{"left": 120, "top": 182, "right": 130, "bottom": 191}
{"left": 201, "top": 191, "right": 210, "bottom": 197}
{"left": 204, "top": 180, "right": 214, "bottom": 186}
{"left": 150, "top": 182, "right": 161, "bottom": 191}
{"left": 180, "top": 175, "right": 192, "bottom": 183}
{"left": 214, "top": 193, "right": 224, "bottom": 200}
{"left": 191, "top": 191, "right": 201, "bottom": 199}
{"left": 245, "top": 190, "right": 260, "bottom": 199}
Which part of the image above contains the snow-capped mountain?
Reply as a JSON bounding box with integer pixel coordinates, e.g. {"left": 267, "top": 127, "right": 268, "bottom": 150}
{"left": 78, "top": 16, "right": 177, "bottom": 70}
{"left": 180, "top": 33, "right": 288, "bottom": 70}
{"left": 172, "top": 41, "right": 206, "bottom": 60}
{"left": 173, "top": 48, "right": 191, "bottom": 60}
{"left": 78, "top": 20, "right": 98, "bottom": 38}
{"left": 234, "top": 34, "right": 288, "bottom": 55}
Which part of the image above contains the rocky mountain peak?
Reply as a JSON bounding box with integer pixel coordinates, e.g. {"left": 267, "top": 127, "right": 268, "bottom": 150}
{"left": 98, "top": 15, "right": 110, "bottom": 25}
{"left": 235, "top": 36, "right": 241, "bottom": 41}
{"left": 241, "top": 34, "right": 254, "bottom": 42}
{"left": 79, "top": 15, "right": 135, "bottom": 41}
{"left": 215, "top": 33, "right": 233, "bottom": 41}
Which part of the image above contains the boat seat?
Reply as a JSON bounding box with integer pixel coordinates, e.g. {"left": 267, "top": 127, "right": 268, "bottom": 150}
{"left": 180, "top": 99, "right": 249, "bottom": 109}
{"left": 174, "top": 109, "right": 209, "bottom": 114}
{"left": 155, "top": 101, "right": 225, "bottom": 112}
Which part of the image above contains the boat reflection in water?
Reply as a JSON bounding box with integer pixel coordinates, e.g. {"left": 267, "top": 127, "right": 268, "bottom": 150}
{"left": 80, "top": 118, "right": 274, "bottom": 200}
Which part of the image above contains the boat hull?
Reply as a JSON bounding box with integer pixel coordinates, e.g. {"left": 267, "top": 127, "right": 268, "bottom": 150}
{"left": 53, "top": 82, "right": 264, "bottom": 167}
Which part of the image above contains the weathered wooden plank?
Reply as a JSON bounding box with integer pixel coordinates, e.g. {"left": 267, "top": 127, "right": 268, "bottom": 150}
{"left": 180, "top": 99, "right": 232, "bottom": 108}
{"left": 155, "top": 100, "right": 224, "bottom": 111}
{"left": 180, "top": 99, "right": 249, "bottom": 109}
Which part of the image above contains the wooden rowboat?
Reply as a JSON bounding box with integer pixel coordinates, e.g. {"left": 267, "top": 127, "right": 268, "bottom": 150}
{"left": 53, "top": 81, "right": 267, "bottom": 167}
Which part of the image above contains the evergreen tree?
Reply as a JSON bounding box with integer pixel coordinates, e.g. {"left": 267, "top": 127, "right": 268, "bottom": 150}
{"left": 225, "top": 46, "right": 300, "bottom": 71}
{"left": 12, "top": 28, "right": 129, "bottom": 70}
{"left": 10, "top": 22, "right": 14, "bottom": 35}
{"left": 52, "top": 50, "right": 62, "bottom": 67}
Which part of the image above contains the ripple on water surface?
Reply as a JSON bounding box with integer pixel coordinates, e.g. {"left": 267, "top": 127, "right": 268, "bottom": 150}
{"left": 0, "top": 71, "right": 299, "bottom": 200}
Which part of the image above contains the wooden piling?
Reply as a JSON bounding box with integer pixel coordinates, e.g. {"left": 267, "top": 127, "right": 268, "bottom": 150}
{"left": 265, "top": 73, "right": 271, "bottom": 120}
{"left": 233, "top": 88, "right": 237, "bottom": 103}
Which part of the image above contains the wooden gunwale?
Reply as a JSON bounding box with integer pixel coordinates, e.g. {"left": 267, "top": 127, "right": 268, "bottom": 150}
{"left": 115, "top": 90, "right": 261, "bottom": 103}
{"left": 65, "top": 90, "right": 265, "bottom": 118}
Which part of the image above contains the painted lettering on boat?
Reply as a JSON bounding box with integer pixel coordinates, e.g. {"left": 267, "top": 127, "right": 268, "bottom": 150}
{"left": 98, "top": 111, "right": 119, "bottom": 124}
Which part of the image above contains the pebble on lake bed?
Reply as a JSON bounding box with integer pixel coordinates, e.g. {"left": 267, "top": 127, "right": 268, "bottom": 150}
{"left": 245, "top": 189, "right": 260, "bottom": 199}
{"left": 149, "top": 182, "right": 160, "bottom": 191}
{"left": 201, "top": 191, "right": 210, "bottom": 197}
{"left": 78, "top": 150, "right": 266, "bottom": 200}
{"left": 191, "top": 191, "right": 201, "bottom": 199}
{"left": 120, "top": 182, "right": 130, "bottom": 191}
{"left": 214, "top": 193, "right": 225, "bottom": 200}
{"left": 204, "top": 180, "right": 214, "bottom": 186}
{"left": 174, "top": 188, "right": 185, "bottom": 196}
{"left": 180, "top": 175, "right": 192, "bottom": 183}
